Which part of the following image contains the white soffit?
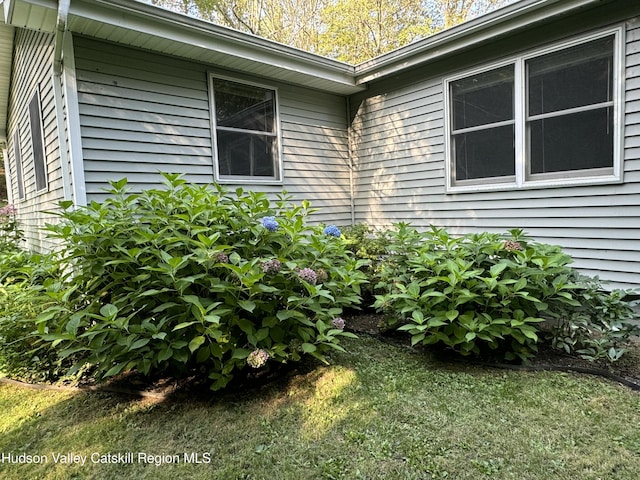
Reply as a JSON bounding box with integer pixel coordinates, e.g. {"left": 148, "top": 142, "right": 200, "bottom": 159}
{"left": 0, "top": 22, "right": 14, "bottom": 141}
{"left": 2, "top": 0, "right": 362, "bottom": 94}
{"left": 68, "top": 0, "right": 362, "bottom": 94}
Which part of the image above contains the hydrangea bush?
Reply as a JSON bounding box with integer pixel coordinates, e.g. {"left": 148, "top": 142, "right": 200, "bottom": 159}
{"left": 0, "top": 203, "right": 63, "bottom": 381}
{"left": 0, "top": 250, "right": 63, "bottom": 381}
{"left": 374, "top": 226, "right": 602, "bottom": 362}
{"left": 39, "top": 174, "right": 366, "bottom": 389}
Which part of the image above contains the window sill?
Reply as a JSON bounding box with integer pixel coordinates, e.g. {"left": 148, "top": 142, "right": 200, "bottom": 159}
{"left": 446, "top": 173, "right": 623, "bottom": 194}
{"left": 215, "top": 176, "right": 283, "bottom": 186}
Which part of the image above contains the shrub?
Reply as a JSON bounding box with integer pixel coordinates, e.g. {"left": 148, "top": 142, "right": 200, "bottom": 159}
{"left": 341, "top": 223, "right": 391, "bottom": 304}
{"left": 0, "top": 250, "right": 63, "bottom": 381}
{"left": 0, "top": 204, "right": 23, "bottom": 252}
{"left": 374, "top": 226, "right": 583, "bottom": 361}
{"left": 39, "top": 174, "right": 367, "bottom": 390}
{"left": 548, "top": 275, "right": 639, "bottom": 363}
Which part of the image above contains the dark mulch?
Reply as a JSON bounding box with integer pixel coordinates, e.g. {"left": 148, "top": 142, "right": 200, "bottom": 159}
{"left": 8, "top": 312, "right": 638, "bottom": 399}
{"left": 343, "top": 311, "right": 640, "bottom": 391}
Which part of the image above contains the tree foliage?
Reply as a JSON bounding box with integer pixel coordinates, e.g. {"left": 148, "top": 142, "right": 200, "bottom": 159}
{"left": 149, "top": 0, "right": 513, "bottom": 64}
{"left": 318, "top": 0, "right": 435, "bottom": 64}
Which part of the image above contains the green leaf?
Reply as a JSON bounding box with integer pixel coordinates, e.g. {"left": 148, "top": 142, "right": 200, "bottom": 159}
{"left": 173, "top": 321, "right": 199, "bottom": 331}
{"left": 407, "top": 282, "right": 420, "bottom": 298}
{"left": 232, "top": 348, "right": 252, "bottom": 360}
{"left": 236, "top": 318, "right": 255, "bottom": 335}
{"left": 426, "top": 318, "right": 447, "bottom": 328}
{"left": 104, "top": 362, "right": 127, "bottom": 378}
{"left": 65, "top": 315, "right": 82, "bottom": 335}
{"left": 398, "top": 324, "right": 417, "bottom": 332}
{"left": 514, "top": 278, "right": 527, "bottom": 291}
{"left": 130, "top": 338, "right": 150, "bottom": 350}
{"left": 189, "top": 335, "right": 206, "bottom": 353}
{"left": 490, "top": 263, "right": 508, "bottom": 277}
{"left": 99, "top": 304, "right": 118, "bottom": 319}
{"left": 411, "top": 310, "right": 424, "bottom": 324}
{"left": 255, "top": 327, "right": 270, "bottom": 341}
{"left": 276, "top": 310, "right": 298, "bottom": 321}
{"left": 421, "top": 290, "right": 446, "bottom": 299}
{"left": 301, "top": 343, "right": 317, "bottom": 353}
{"left": 239, "top": 299, "right": 256, "bottom": 313}
{"left": 183, "top": 295, "right": 205, "bottom": 311}
{"left": 158, "top": 347, "right": 173, "bottom": 362}
{"left": 446, "top": 310, "right": 459, "bottom": 321}
{"left": 139, "top": 289, "right": 170, "bottom": 297}
{"left": 520, "top": 328, "right": 539, "bottom": 341}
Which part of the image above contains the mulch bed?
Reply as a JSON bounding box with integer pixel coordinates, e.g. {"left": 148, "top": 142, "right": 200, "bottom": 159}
{"left": 3, "top": 312, "right": 640, "bottom": 399}
{"left": 343, "top": 311, "right": 640, "bottom": 391}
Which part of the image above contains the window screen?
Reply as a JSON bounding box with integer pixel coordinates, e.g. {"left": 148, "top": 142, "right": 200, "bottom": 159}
{"left": 450, "top": 65, "right": 515, "bottom": 181}
{"left": 446, "top": 31, "right": 618, "bottom": 189}
{"left": 526, "top": 35, "right": 614, "bottom": 177}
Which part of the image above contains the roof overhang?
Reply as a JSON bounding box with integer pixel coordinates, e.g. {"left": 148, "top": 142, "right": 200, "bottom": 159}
{"left": 354, "top": 0, "right": 612, "bottom": 84}
{"left": 0, "top": 20, "right": 13, "bottom": 144}
{"left": 1, "top": 0, "right": 362, "bottom": 94}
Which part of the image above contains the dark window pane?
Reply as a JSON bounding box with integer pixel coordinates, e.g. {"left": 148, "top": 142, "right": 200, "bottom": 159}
{"left": 454, "top": 125, "right": 515, "bottom": 181}
{"left": 528, "top": 36, "right": 613, "bottom": 116}
{"left": 452, "top": 65, "right": 514, "bottom": 130}
{"left": 213, "top": 78, "right": 275, "bottom": 132}
{"left": 217, "top": 130, "right": 276, "bottom": 177}
{"left": 529, "top": 108, "right": 613, "bottom": 174}
{"left": 29, "top": 92, "right": 47, "bottom": 192}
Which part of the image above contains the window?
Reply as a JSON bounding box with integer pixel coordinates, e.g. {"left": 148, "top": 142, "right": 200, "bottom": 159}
{"left": 451, "top": 64, "right": 515, "bottom": 183}
{"left": 209, "top": 76, "right": 281, "bottom": 182}
{"left": 28, "top": 90, "right": 48, "bottom": 192}
{"left": 445, "top": 29, "right": 622, "bottom": 191}
{"left": 12, "top": 129, "right": 24, "bottom": 200}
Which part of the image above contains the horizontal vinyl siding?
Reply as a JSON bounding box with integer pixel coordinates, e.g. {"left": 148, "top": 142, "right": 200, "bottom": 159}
{"left": 5, "top": 29, "right": 64, "bottom": 251}
{"left": 353, "top": 18, "right": 640, "bottom": 290}
{"left": 74, "top": 36, "right": 351, "bottom": 224}
{"left": 75, "top": 36, "right": 214, "bottom": 191}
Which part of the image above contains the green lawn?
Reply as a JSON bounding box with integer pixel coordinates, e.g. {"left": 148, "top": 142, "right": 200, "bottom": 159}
{"left": 1, "top": 336, "right": 640, "bottom": 480}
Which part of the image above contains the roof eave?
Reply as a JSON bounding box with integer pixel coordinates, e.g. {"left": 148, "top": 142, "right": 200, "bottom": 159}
{"left": 354, "top": 0, "right": 606, "bottom": 84}
{"left": 69, "top": 0, "right": 362, "bottom": 94}
{"left": 1, "top": 0, "right": 363, "bottom": 94}
{"left": 0, "top": 22, "right": 14, "bottom": 144}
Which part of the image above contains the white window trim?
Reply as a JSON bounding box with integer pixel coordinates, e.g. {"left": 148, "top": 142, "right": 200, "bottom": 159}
{"left": 12, "top": 128, "right": 25, "bottom": 201}
{"left": 444, "top": 26, "right": 625, "bottom": 194}
{"left": 208, "top": 73, "right": 284, "bottom": 184}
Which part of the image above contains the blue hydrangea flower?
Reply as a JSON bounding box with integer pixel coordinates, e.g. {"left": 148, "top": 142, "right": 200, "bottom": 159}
{"left": 261, "top": 216, "right": 279, "bottom": 232}
{"left": 324, "top": 225, "right": 341, "bottom": 237}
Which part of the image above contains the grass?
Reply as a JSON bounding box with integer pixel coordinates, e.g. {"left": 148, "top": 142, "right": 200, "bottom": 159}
{"left": 1, "top": 335, "right": 640, "bottom": 479}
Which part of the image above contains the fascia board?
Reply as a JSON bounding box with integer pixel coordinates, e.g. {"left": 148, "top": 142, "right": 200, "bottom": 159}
{"left": 354, "top": 0, "right": 604, "bottom": 84}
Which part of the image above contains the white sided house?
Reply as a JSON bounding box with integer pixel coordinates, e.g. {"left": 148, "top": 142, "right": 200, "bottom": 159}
{"left": 1, "top": 0, "right": 639, "bottom": 289}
